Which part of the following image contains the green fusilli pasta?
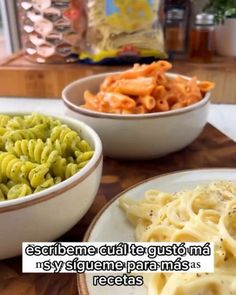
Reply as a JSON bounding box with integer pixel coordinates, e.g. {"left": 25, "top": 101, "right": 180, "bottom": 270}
{"left": 0, "top": 113, "right": 94, "bottom": 201}
{"left": 7, "top": 139, "right": 59, "bottom": 165}
{"left": 0, "top": 183, "right": 9, "bottom": 200}
{"left": 0, "top": 115, "right": 10, "bottom": 127}
{"left": 7, "top": 184, "right": 32, "bottom": 200}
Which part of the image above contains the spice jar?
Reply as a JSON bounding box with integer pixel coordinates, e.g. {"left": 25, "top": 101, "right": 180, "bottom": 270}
{"left": 189, "top": 13, "right": 215, "bottom": 62}
{"left": 164, "top": 0, "right": 192, "bottom": 56}
{"left": 164, "top": 9, "right": 186, "bottom": 54}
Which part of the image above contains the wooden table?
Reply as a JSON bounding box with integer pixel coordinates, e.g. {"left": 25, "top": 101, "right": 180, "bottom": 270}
{"left": 0, "top": 52, "right": 236, "bottom": 103}
{"left": 0, "top": 124, "right": 236, "bottom": 295}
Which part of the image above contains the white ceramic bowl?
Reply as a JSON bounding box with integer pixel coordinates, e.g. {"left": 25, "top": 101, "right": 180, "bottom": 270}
{"left": 0, "top": 113, "right": 103, "bottom": 259}
{"left": 62, "top": 72, "right": 211, "bottom": 159}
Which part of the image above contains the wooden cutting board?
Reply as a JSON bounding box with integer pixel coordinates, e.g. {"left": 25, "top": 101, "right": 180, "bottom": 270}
{"left": 0, "top": 124, "right": 235, "bottom": 295}
{"left": 0, "top": 52, "right": 235, "bottom": 103}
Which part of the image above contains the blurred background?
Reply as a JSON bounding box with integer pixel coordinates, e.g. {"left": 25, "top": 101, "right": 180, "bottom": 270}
{"left": 0, "top": 0, "right": 235, "bottom": 100}
{"left": 0, "top": 0, "right": 213, "bottom": 60}
{"left": 0, "top": 1, "right": 21, "bottom": 58}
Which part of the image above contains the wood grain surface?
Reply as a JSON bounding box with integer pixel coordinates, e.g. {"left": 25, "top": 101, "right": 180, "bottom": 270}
{"left": 0, "top": 52, "right": 235, "bottom": 103}
{"left": 0, "top": 124, "right": 236, "bottom": 295}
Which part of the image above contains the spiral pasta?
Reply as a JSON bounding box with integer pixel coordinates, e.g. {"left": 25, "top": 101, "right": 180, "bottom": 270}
{"left": 120, "top": 181, "right": 236, "bottom": 295}
{"left": 7, "top": 139, "right": 59, "bottom": 165}
{"left": 8, "top": 184, "right": 32, "bottom": 200}
{"left": 6, "top": 116, "right": 26, "bottom": 130}
{"left": 0, "top": 113, "right": 94, "bottom": 201}
{"left": 24, "top": 113, "right": 61, "bottom": 129}
{"left": 0, "top": 152, "right": 27, "bottom": 184}
{"left": 2, "top": 124, "right": 49, "bottom": 144}
{"left": 0, "top": 183, "right": 9, "bottom": 200}
{"left": 50, "top": 125, "right": 80, "bottom": 156}
{"left": 0, "top": 115, "right": 10, "bottom": 127}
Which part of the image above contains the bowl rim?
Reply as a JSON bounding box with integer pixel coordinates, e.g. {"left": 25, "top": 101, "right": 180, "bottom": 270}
{"left": 0, "top": 112, "right": 103, "bottom": 213}
{"left": 62, "top": 72, "right": 211, "bottom": 120}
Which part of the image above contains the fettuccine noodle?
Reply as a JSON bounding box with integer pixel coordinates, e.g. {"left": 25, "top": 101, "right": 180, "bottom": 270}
{"left": 120, "top": 181, "right": 236, "bottom": 295}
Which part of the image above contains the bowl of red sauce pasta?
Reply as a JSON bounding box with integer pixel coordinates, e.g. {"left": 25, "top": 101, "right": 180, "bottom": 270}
{"left": 62, "top": 61, "right": 214, "bottom": 159}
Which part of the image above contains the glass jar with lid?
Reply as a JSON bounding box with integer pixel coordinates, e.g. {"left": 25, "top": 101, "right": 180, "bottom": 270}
{"left": 189, "top": 13, "right": 215, "bottom": 62}
{"left": 164, "top": 8, "right": 186, "bottom": 54}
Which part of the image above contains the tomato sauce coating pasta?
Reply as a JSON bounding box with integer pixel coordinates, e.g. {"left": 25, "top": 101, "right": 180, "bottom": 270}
{"left": 81, "top": 61, "right": 215, "bottom": 114}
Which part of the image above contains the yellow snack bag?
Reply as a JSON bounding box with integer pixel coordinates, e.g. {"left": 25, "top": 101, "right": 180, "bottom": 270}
{"left": 80, "top": 0, "right": 167, "bottom": 63}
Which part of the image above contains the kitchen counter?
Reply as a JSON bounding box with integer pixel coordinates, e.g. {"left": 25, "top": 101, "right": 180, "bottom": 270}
{"left": 0, "top": 52, "right": 235, "bottom": 103}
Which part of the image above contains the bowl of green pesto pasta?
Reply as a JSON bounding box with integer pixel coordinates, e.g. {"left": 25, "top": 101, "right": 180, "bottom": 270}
{"left": 0, "top": 112, "right": 103, "bottom": 259}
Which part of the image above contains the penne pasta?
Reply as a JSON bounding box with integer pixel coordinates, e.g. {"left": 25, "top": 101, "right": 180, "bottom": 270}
{"left": 134, "top": 105, "right": 147, "bottom": 114}
{"left": 198, "top": 81, "right": 215, "bottom": 92}
{"left": 116, "top": 77, "right": 156, "bottom": 96}
{"left": 156, "top": 73, "right": 168, "bottom": 85}
{"left": 100, "top": 75, "right": 119, "bottom": 92}
{"left": 84, "top": 90, "right": 99, "bottom": 110}
{"left": 171, "top": 102, "right": 185, "bottom": 110}
{"left": 152, "top": 85, "right": 166, "bottom": 100}
{"left": 156, "top": 98, "right": 170, "bottom": 112}
{"left": 102, "top": 92, "right": 136, "bottom": 110}
{"left": 138, "top": 96, "right": 156, "bottom": 111}
{"left": 81, "top": 61, "right": 215, "bottom": 114}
